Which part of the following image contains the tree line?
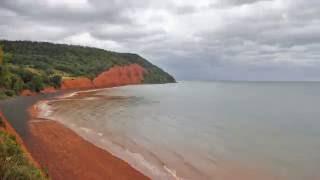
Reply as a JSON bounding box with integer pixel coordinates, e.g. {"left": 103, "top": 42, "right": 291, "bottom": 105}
{"left": 0, "top": 46, "right": 61, "bottom": 99}
{"left": 0, "top": 40, "right": 175, "bottom": 99}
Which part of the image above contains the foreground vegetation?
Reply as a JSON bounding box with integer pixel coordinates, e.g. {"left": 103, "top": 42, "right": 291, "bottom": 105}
{"left": 0, "top": 40, "right": 175, "bottom": 99}
{"left": 0, "top": 117, "right": 47, "bottom": 180}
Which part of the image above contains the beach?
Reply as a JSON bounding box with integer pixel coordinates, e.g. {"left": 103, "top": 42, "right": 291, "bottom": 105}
{"left": 0, "top": 91, "right": 148, "bottom": 180}
{"left": 28, "top": 119, "right": 148, "bottom": 180}
{"left": 27, "top": 89, "right": 280, "bottom": 180}
{"left": 30, "top": 82, "right": 320, "bottom": 180}
{"left": 1, "top": 82, "right": 320, "bottom": 180}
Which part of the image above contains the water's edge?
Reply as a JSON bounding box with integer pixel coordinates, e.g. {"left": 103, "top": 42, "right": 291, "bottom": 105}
{"left": 0, "top": 89, "right": 154, "bottom": 179}
{"left": 35, "top": 89, "right": 179, "bottom": 180}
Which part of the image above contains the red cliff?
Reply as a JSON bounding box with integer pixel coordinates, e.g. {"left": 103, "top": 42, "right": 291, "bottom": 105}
{"left": 40, "top": 87, "right": 57, "bottom": 93}
{"left": 20, "top": 64, "right": 146, "bottom": 94}
{"left": 20, "top": 89, "right": 37, "bottom": 96}
{"left": 61, "top": 77, "right": 94, "bottom": 90}
{"left": 93, "top": 64, "right": 145, "bottom": 88}
{"left": 61, "top": 64, "right": 146, "bottom": 90}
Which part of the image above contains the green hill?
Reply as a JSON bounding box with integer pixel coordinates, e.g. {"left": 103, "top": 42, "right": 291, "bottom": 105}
{"left": 0, "top": 40, "right": 175, "bottom": 99}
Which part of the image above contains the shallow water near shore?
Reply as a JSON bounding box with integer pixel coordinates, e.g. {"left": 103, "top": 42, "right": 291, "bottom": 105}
{"left": 0, "top": 92, "right": 64, "bottom": 137}
{"left": 38, "top": 81, "right": 320, "bottom": 179}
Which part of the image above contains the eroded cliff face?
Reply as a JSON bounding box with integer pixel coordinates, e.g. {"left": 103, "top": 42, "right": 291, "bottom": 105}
{"left": 20, "top": 89, "right": 37, "bottom": 96}
{"left": 19, "top": 64, "right": 146, "bottom": 96}
{"left": 93, "top": 64, "right": 145, "bottom": 88}
{"left": 61, "top": 64, "right": 146, "bottom": 90}
{"left": 61, "top": 77, "right": 94, "bottom": 90}
{"left": 41, "top": 87, "right": 57, "bottom": 94}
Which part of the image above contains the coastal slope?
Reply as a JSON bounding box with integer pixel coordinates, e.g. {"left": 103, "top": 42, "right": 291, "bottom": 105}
{"left": 0, "top": 40, "right": 175, "bottom": 98}
{"left": 0, "top": 40, "right": 175, "bottom": 179}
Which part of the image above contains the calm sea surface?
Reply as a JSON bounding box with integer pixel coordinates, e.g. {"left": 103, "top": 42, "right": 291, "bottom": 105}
{"left": 41, "top": 81, "right": 320, "bottom": 179}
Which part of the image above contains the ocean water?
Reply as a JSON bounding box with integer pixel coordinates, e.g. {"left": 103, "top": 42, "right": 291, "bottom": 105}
{"left": 39, "top": 81, "right": 320, "bottom": 179}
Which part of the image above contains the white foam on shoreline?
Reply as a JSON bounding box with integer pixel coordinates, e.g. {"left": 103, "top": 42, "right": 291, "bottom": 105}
{"left": 68, "top": 123, "right": 182, "bottom": 180}
{"left": 33, "top": 98, "right": 183, "bottom": 180}
{"left": 55, "top": 87, "right": 108, "bottom": 99}
{"left": 36, "top": 100, "right": 53, "bottom": 119}
{"left": 56, "top": 92, "right": 78, "bottom": 99}
{"left": 164, "top": 166, "right": 183, "bottom": 180}
{"left": 56, "top": 85, "right": 136, "bottom": 99}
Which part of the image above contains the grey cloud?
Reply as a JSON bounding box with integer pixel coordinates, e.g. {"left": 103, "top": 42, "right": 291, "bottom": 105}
{"left": 210, "top": 0, "right": 272, "bottom": 8}
{"left": 170, "top": 5, "right": 198, "bottom": 15}
{"left": 0, "top": 0, "right": 320, "bottom": 80}
{"left": 0, "top": 0, "right": 132, "bottom": 24}
{"left": 224, "top": 0, "right": 271, "bottom": 6}
{"left": 91, "top": 25, "right": 166, "bottom": 42}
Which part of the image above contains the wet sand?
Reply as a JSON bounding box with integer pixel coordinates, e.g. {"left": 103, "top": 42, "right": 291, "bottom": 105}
{"left": 0, "top": 92, "right": 148, "bottom": 180}
{"left": 28, "top": 120, "right": 148, "bottom": 180}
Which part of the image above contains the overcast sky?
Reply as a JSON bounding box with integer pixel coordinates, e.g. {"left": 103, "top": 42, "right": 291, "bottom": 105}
{"left": 1, "top": 0, "right": 320, "bottom": 81}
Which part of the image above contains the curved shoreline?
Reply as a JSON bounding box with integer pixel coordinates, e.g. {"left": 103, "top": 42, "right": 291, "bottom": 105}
{"left": 36, "top": 87, "right": 289, "bottom": 180}
{"left": 1, "top": 90, "right": 149, "bottom": 180}
{"left": 33, "top": 91, "right": 182, "bottom": 180}
{"left": 1, "top": 86, "right": 291, "bottom": 180}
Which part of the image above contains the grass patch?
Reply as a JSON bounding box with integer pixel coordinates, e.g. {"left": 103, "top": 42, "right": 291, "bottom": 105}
{"left": 0, "top": 131, "right": 47, "bottom": 180}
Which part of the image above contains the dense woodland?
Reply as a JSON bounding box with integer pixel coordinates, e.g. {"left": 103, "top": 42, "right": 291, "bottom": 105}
{"left": 0, "top": 40, "right": 175, "bottom": 99}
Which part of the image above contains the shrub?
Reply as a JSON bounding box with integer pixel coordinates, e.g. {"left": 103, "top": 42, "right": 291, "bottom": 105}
{"left": 4, "top": 89, "right": 15, "bottom": 97}
{"left": 12, "top": 77, "right": 24, "bottom": 93}
{"left": 0, "top": 131, "right": 47, "bottom": 180}
{"left": 49, "top": 75, "right": 62, "bottom": 88}
{"left": 28, "top": 75, "right": 44, "bottom": 92}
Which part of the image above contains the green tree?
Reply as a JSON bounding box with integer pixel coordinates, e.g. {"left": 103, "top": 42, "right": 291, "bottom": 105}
{"left": 18, "top": 69, "right": 34, "bottom": 83}
{"left": 0, "top": 40, "right": 175, "bottom": 99}
{"left": 28, "top": 75, "right": 44, "bottom": 92}
{"left": 0, "top": 65, "right": 12, "bottom": 89}
{"left": 3, "top": 52, "right": 13, "bottom": 64}
{"left": 49, "top": 75, "right": 62, "bottom": 88}
{"left": 11, "top": 75, "right": 24, "bottom": 93}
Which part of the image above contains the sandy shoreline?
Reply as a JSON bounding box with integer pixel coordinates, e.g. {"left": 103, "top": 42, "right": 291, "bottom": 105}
{"left": 1, "top": 87, "right": 298, "bottom": 180}
{"left": 1, "top": 90, "right": 149, "bottom": 180}
{"left": 29, "top": 92, "right": 149, "bottom": 180}
{"left": 30, "top": 89, "right": 275, "bottom": 180}
{"left": 32, "top": 91, "right": 181, "bottom": 180}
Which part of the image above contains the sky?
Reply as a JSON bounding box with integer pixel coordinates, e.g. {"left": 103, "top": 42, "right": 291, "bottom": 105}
{"left": 1, "top": 0, "right": 320, "bottom": 81}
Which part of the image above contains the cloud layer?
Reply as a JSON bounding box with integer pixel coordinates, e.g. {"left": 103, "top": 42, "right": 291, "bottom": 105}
{"left": 1, "top": 0, "right": 320, "bottom": 80}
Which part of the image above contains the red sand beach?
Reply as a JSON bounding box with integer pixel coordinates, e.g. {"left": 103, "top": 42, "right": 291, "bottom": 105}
{"left": 27, "top": 103, "right": 149, "bottom": 180}
{"left": 25, "top": 91, "right": 283, "bottom": 180}
{"left": 1, "top": 64, "right": 149, "bottom": 180}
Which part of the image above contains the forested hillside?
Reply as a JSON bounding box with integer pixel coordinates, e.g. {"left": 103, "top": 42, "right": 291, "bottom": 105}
{"left": 0, "top": 40, "right": 175, "bottom": 99}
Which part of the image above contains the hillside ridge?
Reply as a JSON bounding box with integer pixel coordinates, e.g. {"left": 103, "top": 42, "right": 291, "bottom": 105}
{"left": 0, "top": 40, "right": 175, "bottom": 98}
